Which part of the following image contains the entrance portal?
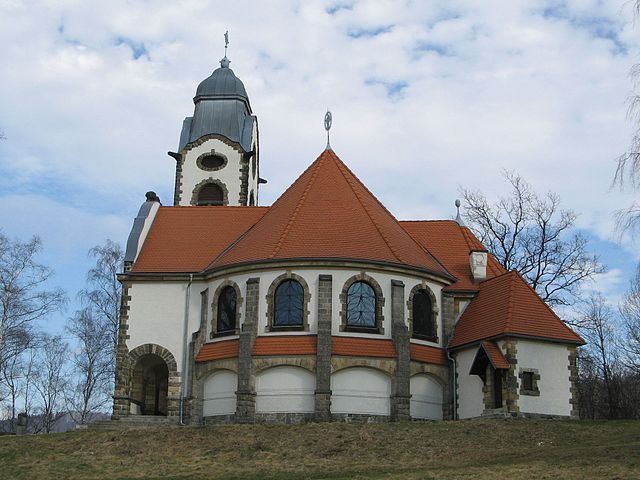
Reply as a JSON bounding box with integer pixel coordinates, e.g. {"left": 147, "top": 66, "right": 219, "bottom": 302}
{"left": 131, "top": 354, "right": 169, "bottom": 416}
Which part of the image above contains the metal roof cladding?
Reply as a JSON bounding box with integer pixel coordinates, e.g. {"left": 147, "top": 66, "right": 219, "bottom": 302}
{"left": 179, "top": 56, "right": 256, "bottom": 152}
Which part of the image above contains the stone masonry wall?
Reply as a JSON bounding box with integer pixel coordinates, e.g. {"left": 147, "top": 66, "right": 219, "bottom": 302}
{"left": 236, "top": 277, "right": 259, "bottom": 422}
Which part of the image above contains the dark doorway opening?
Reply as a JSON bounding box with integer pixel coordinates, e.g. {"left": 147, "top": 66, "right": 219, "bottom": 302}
{"left": 131, "top": 354, "right": 169, "bottom": 416}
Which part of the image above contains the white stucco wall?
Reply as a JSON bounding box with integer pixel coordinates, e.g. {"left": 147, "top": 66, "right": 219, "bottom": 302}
{"left": 410, "top": 374, "right": 443, "bottom": 420}
{"left": 180, "top": 138, "right": 244, "bottom": 206}
{"left": 455, "top": 347, "right": 484, "bottom": 419}
{"left": 126, "top": 281, "right": 204, "bottom": 373}
{"left": 255, "top": 366, "right": 315, "bottom": 413}
{"left": 514, "top": 339, "right": 572, "bottom": 416}
{"left": 203, "top": 370, "right": 237, "bottom": 416}
{"left": 331, "top": 367, "right": 391, "bottom": 415}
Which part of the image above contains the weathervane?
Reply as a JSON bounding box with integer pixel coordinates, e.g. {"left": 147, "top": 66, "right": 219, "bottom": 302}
{"left": 324, "top": 110, "right": 332, "bottom": 150}
{"left": 220, "top": 30, "right": 231, "bottom": 68}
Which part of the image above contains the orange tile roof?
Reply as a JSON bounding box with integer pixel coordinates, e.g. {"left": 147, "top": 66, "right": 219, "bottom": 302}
{"left": 481, "top": 341, "right": 509, "bottom": 369}
{"left": 409, "top": 343, "right": 448, "bottom": 365}
{"left": 401, "top": 220, "right": 505, "bottom": 291}
{"left": 252, "top": 335, "right": 317, "bottom": 356}
{"left": 207, "top": 150, "right": 451, "bottom": 276}
{"left": 195, "top": 339, "right": 239, "bottom": 362}
{"left": 332, "top": 336, "right": 397, "bottom": 358}
{"left": 449, "top": 271, "right": 585, "bottom": 348}
{"left": 132, "top": 206, "right": 268, "bottom": 272}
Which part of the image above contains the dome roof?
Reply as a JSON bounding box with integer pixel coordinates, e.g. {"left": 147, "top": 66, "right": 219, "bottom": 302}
{"left": 194, "top": 57, "right": 249, "bottom": 103}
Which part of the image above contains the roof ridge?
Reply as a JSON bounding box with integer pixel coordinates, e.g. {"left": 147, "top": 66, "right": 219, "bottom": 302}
{"left": 332, "top": 152, "right": 448, "bottom": 270}
{"left": 512, "top": 270, "right": 585, "bottom": 341}
{"left": 332, "top": 153, "right": 405, "bottom": 263}
{"left": 268, "top": 152, "right": 325, "bottom": 259}
{"left": 400, "top": 219, "right": 458, "bottom": 224}
{"left": 505, "top": 271, "right": 518, "bottom": 333}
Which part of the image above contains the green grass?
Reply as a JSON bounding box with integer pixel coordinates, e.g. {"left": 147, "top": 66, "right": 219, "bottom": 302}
{"left": 1, "top": 419, "right": 639, "bottom": 479}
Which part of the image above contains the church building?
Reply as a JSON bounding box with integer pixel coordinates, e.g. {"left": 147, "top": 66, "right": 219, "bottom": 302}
{"left": 112, "top": 50, "right": 584, "bottom": 424}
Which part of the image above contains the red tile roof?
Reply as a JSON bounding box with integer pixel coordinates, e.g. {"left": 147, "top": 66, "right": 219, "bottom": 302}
{"left": 409, "top": 343, "right": 448, "bottom": 365}
{"left": 401, "top": 220, "right": 505, "bottom": 291}
{"left": 332, "top": 336, "right": 397, "bottom": 358}
{"left": 481, "top": 341, "right": 509, "bottom": 369}
{"left": 252, "top": 335, "right": 317, "bottom": 356}
{"left": 207, "top": 150, "right": 451, "bottom": 276}
{"left": 195, "top": 339, "right": 239, "bottom": 362}
{"left": 449, "top": 271, "right": 585, "bottom": 348}
{"left": 132, "top": 206, "right": 267, "bottom": 272}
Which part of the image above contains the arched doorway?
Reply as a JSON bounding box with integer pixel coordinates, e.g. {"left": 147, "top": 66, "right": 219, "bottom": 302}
{"left": 131, "top": 354, "right": 169, "bottom": 416}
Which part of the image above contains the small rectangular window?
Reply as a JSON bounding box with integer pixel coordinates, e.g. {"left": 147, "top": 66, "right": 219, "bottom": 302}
{"left": 522, "top": 371, "right": 534, "bottom": 391}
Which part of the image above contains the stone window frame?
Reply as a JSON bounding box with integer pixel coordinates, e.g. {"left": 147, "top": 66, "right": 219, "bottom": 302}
{"left": 339, "top": 273, "right": 385, "bottom": 334}
{"left": 196, "top": 149, "right": 228, "bottom": 172}
{"left": 210, "top": 281, "right": 243, "bottom": 338}
{"left": 191, "top": 178, "right": 229, "bottom": 206}
{"left": 265, "top": 272, "right": 311, "bottom": 332}
{"left": 407, "top": 283, "right": 439, "bottom": 343}
{"left": 519, "top": 368, "right": 541, "bottom": 396}
{"left": 200, "top": 288, "right": 209, "bottom": 331}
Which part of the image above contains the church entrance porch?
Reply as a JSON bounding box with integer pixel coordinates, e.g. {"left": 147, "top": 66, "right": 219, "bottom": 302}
{"left": 131, "top": 354, "right": 169, "bottom": 415}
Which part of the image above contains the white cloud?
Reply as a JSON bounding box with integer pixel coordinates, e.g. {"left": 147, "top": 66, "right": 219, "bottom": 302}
{"left": 0, "top": 0, "right": 639, "bottom": 309}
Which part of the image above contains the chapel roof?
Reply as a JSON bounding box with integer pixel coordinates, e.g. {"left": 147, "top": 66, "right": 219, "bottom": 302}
{"left": 449, "top": 270, "right": 585, "bottom": 349}
{"left": 131, "top": 206, "right": 267, "bottom": 272}
{"left": 178, "top": 57, "right": 255, "bottom": 152}
{"left": 400, "top": 220, "right": 505, "bottom": 291}
{"left": 205, "top": 149, "right": 453, "bottom": 277}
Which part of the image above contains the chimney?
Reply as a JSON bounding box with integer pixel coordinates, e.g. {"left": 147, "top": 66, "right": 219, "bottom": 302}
{"left": 469, "top": 250, "right": 488, "bottom": 282}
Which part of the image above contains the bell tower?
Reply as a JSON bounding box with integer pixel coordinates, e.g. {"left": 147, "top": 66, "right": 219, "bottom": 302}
{"left": 169, "top": 39, "right": 260, "bottom": 207}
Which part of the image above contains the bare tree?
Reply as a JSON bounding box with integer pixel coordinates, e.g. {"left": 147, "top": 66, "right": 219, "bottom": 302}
{"left": 79, "top": 240, "right": 123, "bottom": 359}
{"left": 0, "top": 232, "right": 66, "bottom": 410}
{"left": 581, "top": 293, "right": 621, "bottom": 419}
{"left": 65, "top": 308, "right": 113, "bottom": 424}
{"left": 614, "top": 2, "right": 640, "bottom": 235}
{"left": 620, "top": 263, "right": 640, "bottom": 371}
{"left": 32, "top": 334, "right": 68, "bottom": 433}
{"left": 462, "top": 172, "right": 604, "bottom": 307}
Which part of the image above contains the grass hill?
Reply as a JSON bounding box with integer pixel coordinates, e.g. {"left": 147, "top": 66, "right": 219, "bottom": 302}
{"left": 0, "top": 419, "right": 639, "bottom": 479}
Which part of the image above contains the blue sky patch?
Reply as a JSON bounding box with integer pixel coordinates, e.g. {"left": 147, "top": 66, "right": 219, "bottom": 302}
{"left": 365, "top": 78, "right": 408, "bottom": 100}
{"left": 326, "top": 2, "right": 353, "bottom": 15}
{"left": 114, "top": 36, "right": 149, "bottom": 60}
{"left": 347, "top": 25, "right": 393, "bottom": 38}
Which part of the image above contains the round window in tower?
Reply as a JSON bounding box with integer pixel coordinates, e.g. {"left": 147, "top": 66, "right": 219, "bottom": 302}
{"left": 197, "top": 152, "right": 227, "bottom": 171}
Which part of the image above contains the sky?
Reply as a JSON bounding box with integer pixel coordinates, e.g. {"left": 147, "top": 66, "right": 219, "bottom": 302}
{"left": 0, "top": 0, "right": 639, "bottom": 333}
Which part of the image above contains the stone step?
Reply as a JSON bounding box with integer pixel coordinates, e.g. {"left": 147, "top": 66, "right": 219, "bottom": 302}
{"left": 88, "top": 416, "right": 180, "bottom": 430}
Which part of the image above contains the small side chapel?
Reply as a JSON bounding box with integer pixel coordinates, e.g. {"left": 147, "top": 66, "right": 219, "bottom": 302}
{"left": 112, "top": 48, "right": 584, "bottom": 424}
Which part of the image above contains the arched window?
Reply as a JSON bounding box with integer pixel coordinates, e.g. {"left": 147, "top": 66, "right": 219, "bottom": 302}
{"left": 346, "top": 281, "right": 376, "bottom": 329}
{"left": 412, "top": 289, "right": 436, "bottom": 340}
{"left": 216, "top": 286, "right": 237, "bottom": 334}
{"left": 274, "top": 280, "right": 304, "bottom": 327}
{"left": 249, "top": 191, "right": 255, "bottom": 206}
{"left": 197, "top": 183, "right": 224, "bottom": 206}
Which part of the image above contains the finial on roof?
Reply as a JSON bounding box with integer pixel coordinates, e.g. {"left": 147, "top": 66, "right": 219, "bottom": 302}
{"left": 220, "top": 30, "right": 230, "bottom": 68}
{"left": 455, "top": 199, "right": 464, "bottom": 225}
{"left": 324, "top": 110, "right": 332, "bottom": 150}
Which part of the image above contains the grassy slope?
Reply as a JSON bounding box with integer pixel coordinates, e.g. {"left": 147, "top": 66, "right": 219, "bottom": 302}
{"left": 0, "top": 420, "right": 639, "bottom": 479}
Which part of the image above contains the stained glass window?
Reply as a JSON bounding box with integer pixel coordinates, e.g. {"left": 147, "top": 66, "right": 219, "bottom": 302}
{"left": 412, "top": 289, "right": 435, "bottom": 339}
{"left": 217, "top": 286, "right": 237, "bottom": 333}
{"left": 274, "top": 280, "right": 304, "bottom": 327}
{"left": 346, "top": 281, "right": 376, "bottom": 328}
